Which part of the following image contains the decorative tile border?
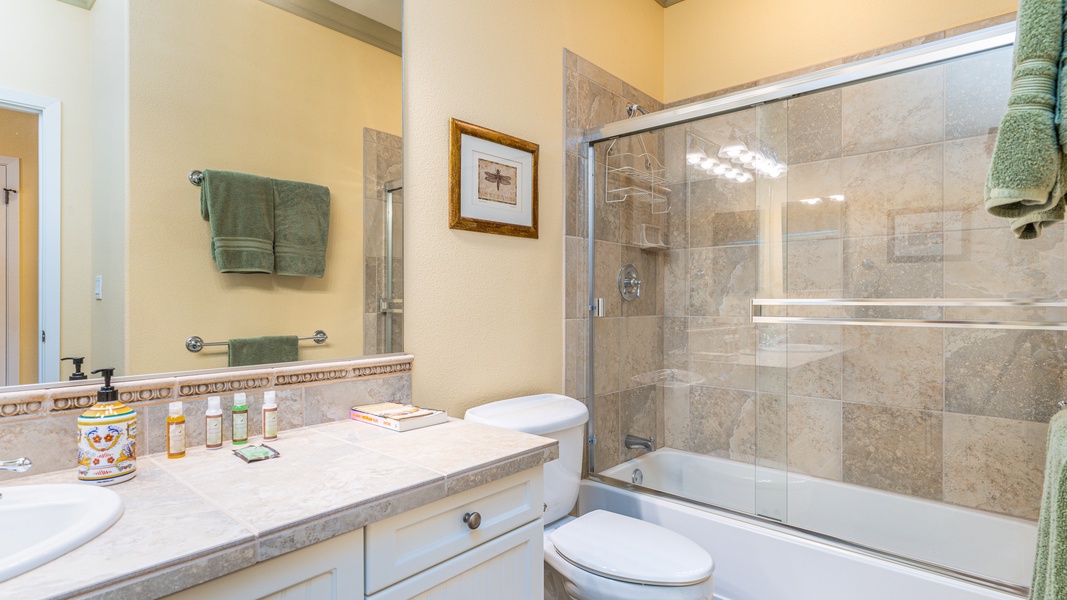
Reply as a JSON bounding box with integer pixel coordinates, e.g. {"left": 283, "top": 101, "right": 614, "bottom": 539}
{"left": 0, "top": 391, "right": 46, "bottom": 418}
{"left": 7, "top": 354, "right": 414, "bottom": 418}
{"left": 177, "top": 373, "right": 274, "bottom": 399}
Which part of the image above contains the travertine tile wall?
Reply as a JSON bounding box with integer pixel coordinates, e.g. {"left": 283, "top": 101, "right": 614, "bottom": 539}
{"left": 363, "top": 129, "right": 404, "bottom": 356}
{"left": 568, "top": 29, "right": 1050, "bottom": 522}
{"left": 563, "top": 51, "right": 667, "bottom": 471}
{"left": 0, "top": 355, "right": 413, "bottom": 481}
{"left": 659, "top": 45, "right": 1056, "bottom": 521}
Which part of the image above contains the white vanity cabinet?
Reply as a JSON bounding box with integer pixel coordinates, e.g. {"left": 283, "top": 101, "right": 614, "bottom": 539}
{"left": 164, "top": 528, "right": 365, "bottom": 600}
{"left": 365, "top": 468, "right": 544, "bottom": 599}
{"left": 164, "top": 468, "right": 544, "bottom": 600}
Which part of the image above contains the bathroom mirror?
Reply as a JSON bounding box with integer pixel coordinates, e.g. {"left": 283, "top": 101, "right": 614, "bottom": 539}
{"left": 0, "top": 0, "right": 402, "bottom": 387}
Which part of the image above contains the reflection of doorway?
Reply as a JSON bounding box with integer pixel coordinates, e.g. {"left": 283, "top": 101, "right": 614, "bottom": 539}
{"left": 0, "top": 155, "right": 19, "bottom": 385}
{"left": 0, "top": 89, "right": 59, "bottom": 385}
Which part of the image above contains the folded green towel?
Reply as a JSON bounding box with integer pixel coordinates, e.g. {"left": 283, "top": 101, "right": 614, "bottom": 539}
{"left": 1030, "top": 410, "right": 1067, "bottom": 600}
{"left": 272, "top": 179, "right": 330, "bottom": 277}
{"left": 986, "top": 0, "right": 1064, "bottom": 227}
{"left": 228, "top": 335, "right": 299, "bottom": 367}
{"left": 201, "top": 170, "right": 275, "bottom": 273}
{"left": 1014, "top": 156, "right": 1067, "bottom": 238}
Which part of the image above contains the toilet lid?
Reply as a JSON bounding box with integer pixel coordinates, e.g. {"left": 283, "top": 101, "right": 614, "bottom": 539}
{"left": 549, "top": 510, "right": 714, "bottom": 586}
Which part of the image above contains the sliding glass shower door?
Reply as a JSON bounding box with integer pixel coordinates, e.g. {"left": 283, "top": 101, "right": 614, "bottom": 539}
{"left": 585, "top": 29, "right": 1051, "bottom": 593}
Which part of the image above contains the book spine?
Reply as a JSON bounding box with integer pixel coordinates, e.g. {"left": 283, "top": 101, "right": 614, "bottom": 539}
{"left": 351, "top": 410, "right": 402, "bottom": 431}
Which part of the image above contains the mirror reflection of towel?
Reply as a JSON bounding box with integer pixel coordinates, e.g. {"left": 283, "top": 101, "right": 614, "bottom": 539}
{"left": 273, "top": 179, "right": 330, "bottom": 277}
{"left": 201, "top": 170, "right": 274, "bottom": 273}
{"left": 228, "top": 336, "right": 298, "bottom": 367}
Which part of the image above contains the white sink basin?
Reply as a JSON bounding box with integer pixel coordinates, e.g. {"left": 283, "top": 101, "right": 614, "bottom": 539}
{"left": 0, "top": 484, "right": 123, "bottom": 582}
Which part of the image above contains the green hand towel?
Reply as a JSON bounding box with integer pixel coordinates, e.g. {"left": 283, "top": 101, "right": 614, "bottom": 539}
{"left": 986, "top": 0, "right": 1064, "bottom": 222}
{"left": 228, "top": 336, "right": 299, "bottom": 367}
{"left": 1030, "top": 410, "right": 1067, "bottom": 600}
{"left": 272, "top": 179, "right": 330, "bottom": 277}
{"left": 201, "top": 170, "right": 274, "bottom": 273}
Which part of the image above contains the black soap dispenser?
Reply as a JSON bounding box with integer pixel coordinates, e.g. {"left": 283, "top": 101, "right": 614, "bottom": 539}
{"left": 62, "top": 356, "right": 87, "bottom": 381}
{"left": 75, "top": 368, "right": 137, "bottom": 485}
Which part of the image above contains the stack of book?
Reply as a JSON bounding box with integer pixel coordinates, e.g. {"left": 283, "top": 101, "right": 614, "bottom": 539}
{"left": 350, "top": 402, "right": 448, "bottom": 432}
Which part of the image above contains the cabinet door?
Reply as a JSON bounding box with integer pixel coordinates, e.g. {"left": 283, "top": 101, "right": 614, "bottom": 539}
{"left": 368, "top": 519, "right": 543, "bottom": 600}
{"left": 163, "top": 529, "right": 363, "bottom": 600}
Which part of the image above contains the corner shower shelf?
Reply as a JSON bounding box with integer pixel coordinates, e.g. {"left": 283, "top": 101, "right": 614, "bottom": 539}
{"left": 605, "top": 152, "right": 671, "bottom": 210}
{"left": 751, "top": 298, "right": 1067, "bottom": 331}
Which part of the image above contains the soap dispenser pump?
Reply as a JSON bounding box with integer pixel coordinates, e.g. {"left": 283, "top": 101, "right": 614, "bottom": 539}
{"left": 76, "top": 368, "right": 137, "bottom": 485}
{"left": 62, "top": 356, "right": 87, "bottom": 381}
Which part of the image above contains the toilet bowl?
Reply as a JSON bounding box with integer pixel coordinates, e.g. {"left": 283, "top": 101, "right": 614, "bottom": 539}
{"left": 465, "top": 394, "right": 714, "bottom": 600}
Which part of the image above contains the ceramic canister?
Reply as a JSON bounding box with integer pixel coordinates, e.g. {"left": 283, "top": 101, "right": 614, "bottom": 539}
{"left": 77, "top": 400, "right": 137, "bottom": 485}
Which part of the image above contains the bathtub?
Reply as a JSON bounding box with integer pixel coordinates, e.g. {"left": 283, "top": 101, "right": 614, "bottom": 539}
{"left": 591, "top": 449, "right": 1036, "bottom": 600}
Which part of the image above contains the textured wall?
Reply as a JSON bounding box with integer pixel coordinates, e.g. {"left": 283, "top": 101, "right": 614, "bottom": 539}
{"left": 0, "top": 0, "right": 93, "bottom": 382}
{"left": 403, "top": 0, "right": 664, "bottom": 417}
{"left": 663, "top": 0, "right": 1017, "bottom": 103}
{"left": 124, "top": 0, "right": 401, "bottom": 376}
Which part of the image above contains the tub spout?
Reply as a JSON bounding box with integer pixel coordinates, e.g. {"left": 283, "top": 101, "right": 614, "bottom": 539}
{"left": 624, "top": 434, "right": 655, "bottom": 452}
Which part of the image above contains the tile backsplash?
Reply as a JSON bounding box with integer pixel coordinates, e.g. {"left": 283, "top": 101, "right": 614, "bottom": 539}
{"left": 0, "top": 354, "right": 413, "bottom": 480}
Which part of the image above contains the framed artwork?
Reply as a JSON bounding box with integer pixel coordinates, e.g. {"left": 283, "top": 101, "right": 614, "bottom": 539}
{"left": 449, "top": 118, "right": 539, "bottom": 239}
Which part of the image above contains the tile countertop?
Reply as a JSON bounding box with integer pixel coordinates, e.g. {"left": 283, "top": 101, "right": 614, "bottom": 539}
{"left": 0, "top": 419, "right": 558, "bottom": 600}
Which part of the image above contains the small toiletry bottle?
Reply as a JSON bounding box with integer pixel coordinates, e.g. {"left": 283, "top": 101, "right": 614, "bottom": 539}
{"left": 232, "top": 393, "right": 248, "bottom": 445}
{"left": 166, "top": 402, "right": 186, "bottom": 459}
{"left": 77, "top": 368, "right": 137, "bottom": 485}
{"left": 262, "top": 391, "right": 278, "bottom": 442}
{"left": 205, "top": 396, "right": 223, "bottom": 450}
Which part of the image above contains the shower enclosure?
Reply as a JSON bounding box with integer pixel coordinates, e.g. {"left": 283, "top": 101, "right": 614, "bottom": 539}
{"left": 579, "top": 23, "right": 1055, "bottom": 595}
{"left": 364, "top": 129, "right": 403, "bottom": 355}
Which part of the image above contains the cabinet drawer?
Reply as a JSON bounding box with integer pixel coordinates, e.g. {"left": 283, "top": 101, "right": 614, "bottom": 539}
{"left": 367, "top": 518, "right": 544, "bottom": 600}
{"left": 365, "top": 468, "right": 543, "bottom": 594}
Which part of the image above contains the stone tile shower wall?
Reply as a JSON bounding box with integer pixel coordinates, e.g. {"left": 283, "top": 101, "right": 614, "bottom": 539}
{"left": 363, "top": 129, "right": 404, "bottom": 355}
{"left": 566, "top": 41, "right": 1054, "bottom": 521}
{"left": 563, "top": 51, "right": 667, "bottom": 471}
{"left": 660, "top": 45, "right": 1056, "bottom": 521}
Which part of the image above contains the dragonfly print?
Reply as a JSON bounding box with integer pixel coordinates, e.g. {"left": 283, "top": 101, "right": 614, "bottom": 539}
{"left": 483, "top": 168, "right": 512, "bottom": 191}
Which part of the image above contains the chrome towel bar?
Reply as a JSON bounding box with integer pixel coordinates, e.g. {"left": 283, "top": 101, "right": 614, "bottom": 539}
{"left": 751, "top": 299, "right": 1067, "bottom": 331}
{"left": 186, "top": 330, "right": 328, "bottom": 353}
{"left": 189, "top": 170, "right": 205, "bottom": 186}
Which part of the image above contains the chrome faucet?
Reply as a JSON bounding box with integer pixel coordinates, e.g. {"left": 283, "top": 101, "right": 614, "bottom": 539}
{"left": 0, "top": 457, "right": 31, "bottom": 472}
{"left": 624, "top": 434, "right": 655, "bottom": 452}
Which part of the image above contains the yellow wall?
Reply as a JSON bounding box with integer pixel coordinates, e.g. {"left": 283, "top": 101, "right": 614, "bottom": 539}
{"left": 403, "top": 0, "right": 664, "bottom": 416}
{"left": 0, "top": 108, "right": 39, "bottom": 384}
{"left": 663, "top": 0, "right": 1017, "bottom": 102}
{"left": 0, "top": 0, "right": 93, "bottom": 382}
{"left": 125, "top": 0, "right": 402, "bottom": 375}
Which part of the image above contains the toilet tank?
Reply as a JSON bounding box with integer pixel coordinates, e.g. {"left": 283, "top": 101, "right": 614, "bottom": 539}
{"left": 465, "top": 394, "right": 588, "bottom": 524}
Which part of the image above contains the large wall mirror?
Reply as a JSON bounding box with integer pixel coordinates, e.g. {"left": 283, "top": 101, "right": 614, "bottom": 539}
{"left": 0, "top": 0, "right": 402, "bottom": 387}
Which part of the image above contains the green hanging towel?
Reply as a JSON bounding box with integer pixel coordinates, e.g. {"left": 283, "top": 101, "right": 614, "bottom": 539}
{"left": 986, "top": 0, "right": 1066, "bottom": 238}
{"left": 200, "top": 170, "right": 275, "bottom": 273}
{"left": 1030, "top": 410, "right": 1067, "bottom": 599}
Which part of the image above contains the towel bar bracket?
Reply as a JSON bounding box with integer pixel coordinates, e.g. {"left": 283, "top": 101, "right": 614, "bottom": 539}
{"left": 189, "top": 170, "right": 204, "bottom": 187}
{"left": 186, "top": 330, "right": 328, "bottom": 353}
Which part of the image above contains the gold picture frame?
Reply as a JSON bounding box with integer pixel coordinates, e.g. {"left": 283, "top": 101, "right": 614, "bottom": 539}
{"left": 449, "top": 118, "right": 539, "bottom": 239}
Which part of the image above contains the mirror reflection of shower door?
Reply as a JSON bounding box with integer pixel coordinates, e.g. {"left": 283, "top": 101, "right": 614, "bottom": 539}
{"left": 381, "top": 179, "right": 403, "bottom": 354}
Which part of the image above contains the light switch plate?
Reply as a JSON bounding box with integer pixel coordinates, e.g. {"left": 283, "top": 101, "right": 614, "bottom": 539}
{"left": 94, "top": 275, "right": 102, "bottom": 300}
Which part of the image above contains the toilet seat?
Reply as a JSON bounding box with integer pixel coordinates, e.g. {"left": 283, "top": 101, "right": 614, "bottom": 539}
{"left": 549, "top": 510, "right": 714, "bottom": 587}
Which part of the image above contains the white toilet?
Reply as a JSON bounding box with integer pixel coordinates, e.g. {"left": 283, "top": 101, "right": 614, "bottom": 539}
{"left": 465, "top": 394, "right": 714, "bottom": 600}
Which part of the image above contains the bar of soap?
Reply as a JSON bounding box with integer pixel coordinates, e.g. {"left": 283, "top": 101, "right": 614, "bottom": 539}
{"left": 233, "top": 444, "right": 280, "bottom": 463}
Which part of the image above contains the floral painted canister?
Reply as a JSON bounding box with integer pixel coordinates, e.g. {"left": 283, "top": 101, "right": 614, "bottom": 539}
{"left": 77, "top": 368, "right": 137, "bottom": 485}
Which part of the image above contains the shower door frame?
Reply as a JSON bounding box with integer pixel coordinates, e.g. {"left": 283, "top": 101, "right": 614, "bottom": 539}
{"left": 581, "top": 21, "right": 1022, "bottom": 596}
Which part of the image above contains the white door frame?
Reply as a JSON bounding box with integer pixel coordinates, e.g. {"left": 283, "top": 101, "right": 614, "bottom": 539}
{"left": 0, "top": 87, "right": 61, "bottom": 384}
{"left": 0, "top": 156, "right": 20, "bottom": 385}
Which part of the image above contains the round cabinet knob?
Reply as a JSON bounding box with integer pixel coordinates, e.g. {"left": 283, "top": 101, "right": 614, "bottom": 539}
{"left": 463, "top": 511, "right": 482, "bottom": 530}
